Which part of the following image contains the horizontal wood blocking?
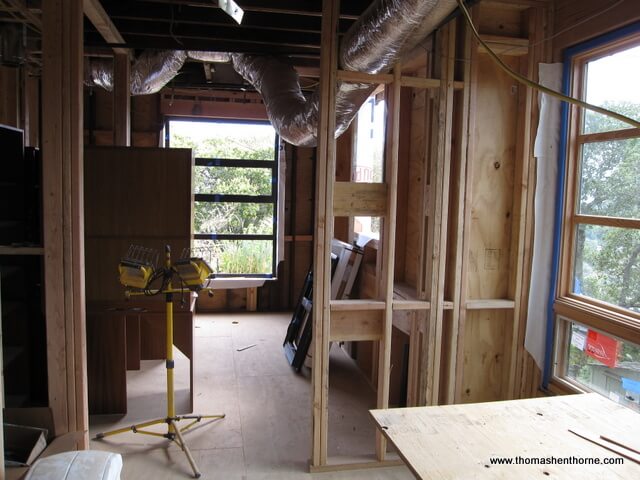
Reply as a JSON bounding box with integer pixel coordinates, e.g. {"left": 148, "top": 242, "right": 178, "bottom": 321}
{"left": 466, "top": 299, "right": 516, "bottom": 310}
{"left": 478, "top": 34, "right": 529, "bottom": 56}
{"left": 333, "top": 182, "right": 387, "bottom": 217}
{"left": 392, "top": 300, "right": 431, "bottom": 310}
{"left": 330, "top": 300, "right": 386, "bottom": 311}
{"left": 336, "top": 70, "right": 464, "bottom": 89}
{"left": 329, "top": 309, "right": 384, "bottom": 342}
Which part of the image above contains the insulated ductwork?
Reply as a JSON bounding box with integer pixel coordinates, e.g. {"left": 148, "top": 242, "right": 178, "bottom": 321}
{"left": 85, "top": 50, "right": 188, "bottom": 95}
{"left": 186, "top": 51, "right": 231, "bottom": 63}
{"left": 130, "top": 50, "right": 187, "bottom": 95}
{"left": 86, "top": 50, "right": 232, "bottom": 95}
{"left": 233, "top": 0, "right": 458, "bottom": 146}
{"left": 84, "top": 0, "right": 457, "bottom": 145}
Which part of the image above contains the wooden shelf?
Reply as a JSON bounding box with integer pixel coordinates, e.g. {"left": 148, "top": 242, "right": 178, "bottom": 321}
{"left": 0, "top": 245, "right": 44, "bottom": 256}
{"left": 465, "top": 299, "right": 516, "bottom": 310}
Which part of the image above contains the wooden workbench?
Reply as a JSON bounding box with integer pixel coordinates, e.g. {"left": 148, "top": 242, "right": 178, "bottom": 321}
{"left": 370, "top": 393, "right": 640, "bottom": 479}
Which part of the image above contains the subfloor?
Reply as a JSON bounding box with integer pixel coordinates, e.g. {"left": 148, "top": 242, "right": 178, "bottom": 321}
{"left": 89, "top": 312, "right": 413, "bottom": 480}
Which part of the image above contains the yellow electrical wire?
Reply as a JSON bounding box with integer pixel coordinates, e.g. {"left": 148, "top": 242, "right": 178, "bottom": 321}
{"left": 456, "top": 0, "right": 640, "bottom": 129}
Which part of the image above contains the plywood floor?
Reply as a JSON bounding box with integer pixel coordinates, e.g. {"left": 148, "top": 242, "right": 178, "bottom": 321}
{"left": 89, "top": 312, "right": 413, "bottom": 479}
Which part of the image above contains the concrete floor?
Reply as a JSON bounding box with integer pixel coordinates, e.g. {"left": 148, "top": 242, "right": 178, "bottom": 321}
{"left": 89, "top": 312, "right": 413, "bottom": 480}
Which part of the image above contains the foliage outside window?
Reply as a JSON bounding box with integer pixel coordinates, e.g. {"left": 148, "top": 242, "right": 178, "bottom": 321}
{"left": 167, "top": 119, "right": 278, "bottom": 276}
{"left": 555, "top": 34, "right": 640, "bottom": 402}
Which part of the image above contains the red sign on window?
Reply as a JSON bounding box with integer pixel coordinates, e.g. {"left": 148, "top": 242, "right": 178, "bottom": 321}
{"left": 585, "top": 330, "right": 620, "bottom": 368}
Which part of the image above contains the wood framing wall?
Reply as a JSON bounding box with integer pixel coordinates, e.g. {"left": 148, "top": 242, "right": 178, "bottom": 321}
{"left": 339, "top": 3, "right": 558, "bottom": 432}
{"left": 6, "top": 0, "right": 640, "bottom": 468}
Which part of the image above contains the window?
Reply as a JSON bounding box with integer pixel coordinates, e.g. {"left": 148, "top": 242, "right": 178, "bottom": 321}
{"left": 554, "top": 29, "right": 640, "bottom": 404}
{"left": 166, "top": 119, "right": 279, "bottom": 277}
{"left": 353, "top": 91, "right": 386, "bottom": 240}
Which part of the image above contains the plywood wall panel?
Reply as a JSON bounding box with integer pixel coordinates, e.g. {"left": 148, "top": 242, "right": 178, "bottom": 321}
{"left": 478, "top": 4, "right": 526, "bottom": 37}
{"left": 467, "top": 55, "right": 518, "bottom": 300}
{"left": 461, "top": 310, "right": 511, "bottom": 403}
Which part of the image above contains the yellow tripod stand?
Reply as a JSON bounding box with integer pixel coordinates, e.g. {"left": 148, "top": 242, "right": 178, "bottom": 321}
{"left": 96, "top": 246, "right": 224, "bottom": 478}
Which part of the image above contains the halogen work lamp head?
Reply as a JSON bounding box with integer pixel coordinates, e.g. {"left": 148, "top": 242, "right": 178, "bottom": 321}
{"left": 173, "top": 257, "right": 213, "bottom": 290}
{"left": 118, "top": 245, "right": 159, "bottom": 289}
{"left": 118, "top": 260, "right": 155, "bottom": 289}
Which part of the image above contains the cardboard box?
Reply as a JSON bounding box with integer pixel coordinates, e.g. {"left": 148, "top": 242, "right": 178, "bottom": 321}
{"left": 4, "top": 408, "right": 80, "bottom": 480}
{"left": 4, "top": 423, "right": 48, "bottom": 467}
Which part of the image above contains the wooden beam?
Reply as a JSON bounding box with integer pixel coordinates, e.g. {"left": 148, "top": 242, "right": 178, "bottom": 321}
{"left": 376, "top": 66, "right": 401, "bottom": 460}
{"left": 83, "top": 0, "right": 128, "bottom": 54}
{"left": 401, "top": 76, "right": 464, "bottom": 90}
{"left": 423, "top": 22, "right": 456, "bottom": 407}
{"left": 336, "top": 69, "right": 464, "bottom": 90}
{"left": 160, "top": 97, "right": 268, "bottom": 121}
{"left": 333, "top": 182, "right": 387, "bottom": 217}
{"left": 42, "top": 0, "right": 88, "bottom": 446}
{"left": 455, "top": 9, "right": 480, "bottom": 405}
{"left": 311, "top": 0, "right": 339, "bottom": 468}
{"left": 113, "top": 52, "right": 130, "bottom": 146}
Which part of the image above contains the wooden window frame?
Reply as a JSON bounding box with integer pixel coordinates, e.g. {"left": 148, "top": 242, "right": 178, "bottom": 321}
{"left": 553, "top": 30, "right": 640, "bottom": 388}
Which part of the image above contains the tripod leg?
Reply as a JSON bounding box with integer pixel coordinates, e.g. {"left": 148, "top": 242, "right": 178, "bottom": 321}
{"left": 170, "top": 420, "right": 201, "bottom": 478}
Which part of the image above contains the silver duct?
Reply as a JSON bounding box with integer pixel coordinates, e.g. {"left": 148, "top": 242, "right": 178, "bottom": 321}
{"left": 130, "top": 50, "right": 187, "bottom": 95}
{"left": 186, "top": 51, "right": 231, "bottom": 63}
{"left": 85, "top": 50, "right": 231, "bottom": 95}
{"left": 233, "top": 0, "right": 457, "bottom": 147}
{"left": 84, "top": 50, "right": 188, "bottom": 95}
{"left": 83, "top": 0, "right": 457, "bottom": 145}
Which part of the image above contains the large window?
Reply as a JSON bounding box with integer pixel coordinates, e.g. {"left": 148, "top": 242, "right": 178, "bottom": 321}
{"left": 167, "top": 119, "right": 279, "bottom": 277}
{"left": 554, "top": 30, "right": 640, "bottom": 408}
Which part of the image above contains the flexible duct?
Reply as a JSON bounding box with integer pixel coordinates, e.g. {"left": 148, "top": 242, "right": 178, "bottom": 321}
{"left": 85, "top": 50, "right": 232, "bottom": 94}
{"left": 85, "top": 50, "right": 187, "bottom": 95}
{"left": 130, "top": 50, "right": 187, "bottom": 95}
{"left": 83, "top": 0, "right": 457, "bottom": 145}
{"left": 187, "top": 51, "right": 231, "bottom": 63}
{"left": 232, "top": 0, "right": 457, "bottom": 146}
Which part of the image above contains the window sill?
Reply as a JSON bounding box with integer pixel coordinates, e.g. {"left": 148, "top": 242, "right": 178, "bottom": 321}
{"left": 548, "top": 376, "right": 588, "bottom": 396}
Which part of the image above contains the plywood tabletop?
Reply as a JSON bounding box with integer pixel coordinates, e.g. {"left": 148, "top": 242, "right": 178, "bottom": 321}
{"left": 370, "top": 393, "right": 640, "bottom": 479}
